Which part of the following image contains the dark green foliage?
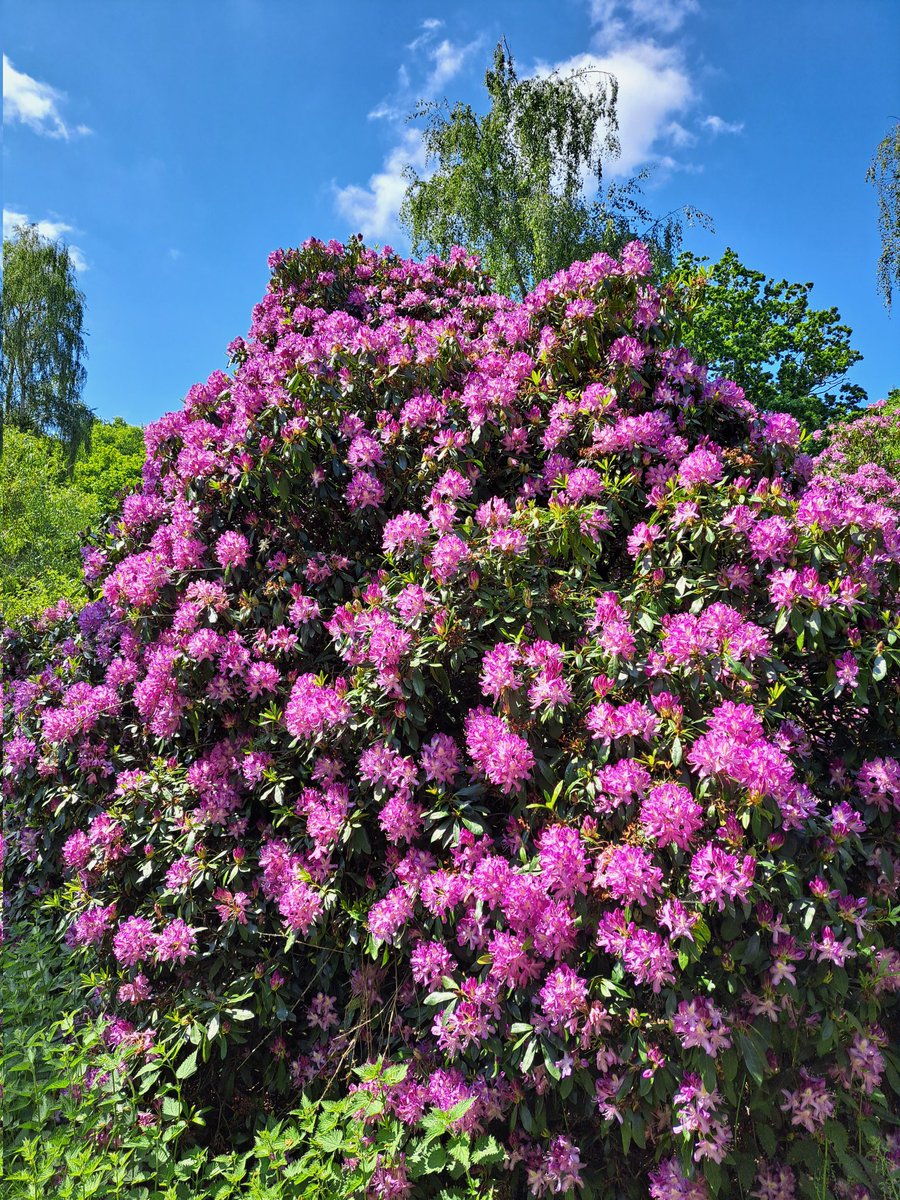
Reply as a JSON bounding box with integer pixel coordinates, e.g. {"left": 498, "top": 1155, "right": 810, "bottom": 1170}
{"left": 1, "top": 223, "right": 93, "bottom": 466}
{"left": 401, "top": 40, "right": 707, "bottom": 297}
{"left": 675, "top": 248, "right": 866, "bottom": 427}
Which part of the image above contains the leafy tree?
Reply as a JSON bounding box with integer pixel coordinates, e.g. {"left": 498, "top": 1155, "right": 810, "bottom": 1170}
{"left": 675, "top": 248, "right": 866, "bottom": 427}
{"left": 1, "top": 223, "right": 93, "bottom": 465}
{"left": 0, "top": 429, "right": 96, "bottom": 620}
{"left": 866, "top": 120, "right": 900, "bottom": 311}
{"left": 0, "top": 420, "right": 144, "bottom": 622}
{"left": 401, "top": 40, "right": 707, "bottom": 298}
{"left": 72, "top": 415, "right": 146, "bottom": 511}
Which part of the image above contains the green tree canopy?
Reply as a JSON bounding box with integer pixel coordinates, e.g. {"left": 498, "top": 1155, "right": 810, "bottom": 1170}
{"left": 675, "top": 248, "right": 866, "bottom": 427}
{"left": 866, "top": 120, "right": 900, "bottom": 311}
{"left": 400, "top": 40, "right": 707, "bottom": 299}
{"left": 0, "top": 420, "right": 144, "bottom": 622}
{"left": 1, "top": 223, "right": 93, "bottom": 465}
{"left": 72, "top": 415, "right": 146, "bottom": 511}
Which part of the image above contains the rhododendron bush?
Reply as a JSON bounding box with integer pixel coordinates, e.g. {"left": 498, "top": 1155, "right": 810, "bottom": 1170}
{"left": 4, "top": 235, "right": 900, "bottom": 1200}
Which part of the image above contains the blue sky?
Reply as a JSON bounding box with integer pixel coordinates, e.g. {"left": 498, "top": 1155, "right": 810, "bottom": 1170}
{"left": 4, "top": 0, "right": 898, "bottom": 427}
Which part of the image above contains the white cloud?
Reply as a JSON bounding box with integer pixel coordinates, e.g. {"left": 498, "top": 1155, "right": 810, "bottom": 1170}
{"left": 3, "top": 208, "right": 88, "bottom": 270}
{"left": 702, "top": 114, "right": 745, "bottom": 136}
{"left": 407, "top": 17, "right": 445, "bottom": 53}
{"left": 377, "top": 23, "right": 480, "bottom": 115}
{"left": 67, "top": 246, "right": 89, "bottom": 272}
{"left": 334, "top": 130, "right": 426, "bottom": 241}
{"left": 2, "top": 55, "right": 91, "bottom": 138}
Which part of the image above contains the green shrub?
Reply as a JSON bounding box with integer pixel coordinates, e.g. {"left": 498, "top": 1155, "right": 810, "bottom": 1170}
{"left": 4, "top": 236, "right": 900, "bottom": 1199}
{"left": 814, "top": 390, "right": 900, "bottom": 503}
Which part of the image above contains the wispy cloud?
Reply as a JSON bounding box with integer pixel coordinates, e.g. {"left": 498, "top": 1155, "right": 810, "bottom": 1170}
{"left": 370, "top": 18, "right": 483, "bottom": 120}
{"left": 3, "top": 208, "right": 88, "bottom": 271}
{"left": 667, "top": 120, "right": 697, "bottom": 148}
{"left": 702, "top": 114, "right": 745, "bottom": 136}
{"left": 336, "top": 19, "right": 483, "bottom": 240}
{"left": 2, "top": 55, "right": 91, "bottom": 138}
{"left": 426, "top": 38, "right": 474, "bottom": 93}
{"left": 407, "top": 17, "right": 444, "bottom": 53}
{"left": 590, "top": 0, "right": 699, "bottom": 36}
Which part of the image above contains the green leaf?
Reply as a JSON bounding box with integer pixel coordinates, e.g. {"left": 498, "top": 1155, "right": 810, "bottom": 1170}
{"left": 445, "top": 1097, "right": 475, "bottom": 1124}
{"left": 757, "top": 1123, "right": 777, "bottom": 1157}
{"left": 701, "top": 1058, "right": 717, "bottom": 1092}
{"left": 737, "top": 1030, "right": 767, "bottom": 1085}
{"left": 448, "top": 1139, "right": 471, "bottom": 1170}
{"left": 620, "top": 1117, "right": 631, "bottom": 1155}
{"left": 703, "top": 1159, "right": 726, "bottom": 1196}
{"left": 316, "top": 1127, "right": 345, "bottom": 1154}
{"left": 825, "top": 1119, "right": 848, "bottom": 1159}
{"left": 176, "top": 1049, "right": 198, "bottom": 1079}
{"left": 471, "top": 1135, "right": 506, "bottom": 1167}
{"left": 520, "top": 1039, "right": 537, "bottom": 1073}
{"left": 409, "top": 1143, "right": 447, "bottom": 1178}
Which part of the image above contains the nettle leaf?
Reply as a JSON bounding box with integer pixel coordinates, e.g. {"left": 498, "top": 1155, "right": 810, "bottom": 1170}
{"left": 316, "top": 1127, "right": 345, "bottom": 1154}
{"left": 471, "top": 1135, "right": 505, "bottom": 1167}
{"left": 175, "top": 1049, "right": 198, "bottom": 1080}
{"left": 408, "top": 1142, "right": 448, "bottom": 1178}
